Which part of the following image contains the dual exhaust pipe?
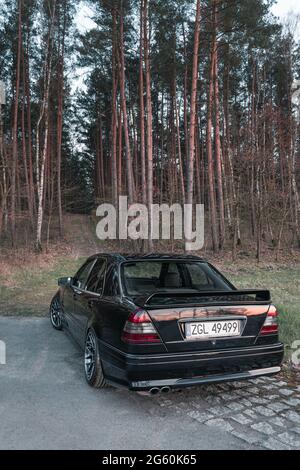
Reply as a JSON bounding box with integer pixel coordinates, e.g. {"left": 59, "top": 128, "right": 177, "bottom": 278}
{"left": 149, "top": 386, "right": 171, "bottom": 395}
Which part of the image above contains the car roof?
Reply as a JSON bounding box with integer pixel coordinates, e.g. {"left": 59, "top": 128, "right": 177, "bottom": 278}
{"left": 88, "top": 253, "right": 206, "bottom": 263}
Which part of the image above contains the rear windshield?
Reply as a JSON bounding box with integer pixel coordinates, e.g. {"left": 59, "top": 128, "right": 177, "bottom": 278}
{"left": 121, "top": 261, "right": 232, "bottom": 297}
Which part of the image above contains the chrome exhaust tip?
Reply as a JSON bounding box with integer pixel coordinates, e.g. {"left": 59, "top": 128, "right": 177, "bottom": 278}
{"left": 161, "top": 386, "right": 171, "bottom": 394}
{"left": 149, "top": 387, "right": 160, "bottom": 395}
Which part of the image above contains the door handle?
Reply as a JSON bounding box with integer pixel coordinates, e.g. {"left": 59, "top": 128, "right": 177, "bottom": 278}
{"left": 88, "top": 300, "right": 94, "bottom": 309}
{"left": 73, "top": 288, "right": 82, "bottom": 298}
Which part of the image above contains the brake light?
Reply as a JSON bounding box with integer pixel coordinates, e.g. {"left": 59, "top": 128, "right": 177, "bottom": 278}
{"left": 260, "top": 305, "right": 279, "bottom": 335}
{"left": 122, "top": 309, "right": 161, "bottom": 344}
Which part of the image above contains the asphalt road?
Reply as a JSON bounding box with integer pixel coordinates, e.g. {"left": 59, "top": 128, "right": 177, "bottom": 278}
{"left": 0, "top": 317, "right": 253, "bottom": 450}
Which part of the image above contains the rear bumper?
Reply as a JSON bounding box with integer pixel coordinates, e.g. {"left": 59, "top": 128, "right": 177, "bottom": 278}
{"left": 100, "top": 341, "right": 284, "bottom": 391}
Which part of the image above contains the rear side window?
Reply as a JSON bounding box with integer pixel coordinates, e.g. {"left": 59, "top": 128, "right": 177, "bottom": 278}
{"left": 86, "top": 259, "right": 106, "bottom": 294}
{"left": 104, "top": 265, "right": 120, "bottom": 297}
{"left": 186, "top": 263, "right": 213, "bottom": 287}
{"left": 73, "top": 260, "right": 95, "bottom": 289}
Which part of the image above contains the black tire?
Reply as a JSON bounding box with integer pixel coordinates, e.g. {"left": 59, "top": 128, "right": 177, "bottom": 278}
{"left": 50, "top": 295, "right": 63, "bottom": 331}
{"left": 84, "top": 328, "right": 107, "bottom": 389}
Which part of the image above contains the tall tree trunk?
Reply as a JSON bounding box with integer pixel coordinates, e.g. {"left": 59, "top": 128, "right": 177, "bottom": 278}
{"left": 56, "top": 0, "right": 67, "bottom": 238}
{"left": 21, "top": 54, "right": 32, "bottom": 226}
{"left": 207, "top": 23, "right": 218, "bottom": 252}
{"left": 118, "top": 107, "right": 123, "bottom": 194}
{"left": 36, "top": 1, "right": 56, "bottom": 251}
{"left": 213, "top": 0, "right": 225, "bottom": 249}
{"left": 118, "top": 4, "right": 135, "bottom": 205}
{"left": 174, "top": 78, "right": 185, "bottom": 204}
{"left": 250, "top": 58, "right": 257, "bottom": 239}
{"left": 24, "top": 30, "right": 35, "bottom": 217}
{"left": 182, "top": 22, "right": 189, "bottom": 174}
{"left": 111, "top": 7, "right": 118, "bottom": 208}
{"left": 143, "top": 0, "right": 154, "bottom": 250}
{"left": 139, "top": 0, "right": 146, "bottom": 205}
{"left": 57, "top": 86, "right": 63, "bottom": 237}
{"left": 99, "top": 114, "right": 105, "bottom": 199}
{"left": 186, "top": 0, "right": 201, "bottom": 249}
{"left": 0, "top": 104, "right": 8, "bottom": 234}
{"left": 11, "top": 0, "right": 22, "bottom": 245}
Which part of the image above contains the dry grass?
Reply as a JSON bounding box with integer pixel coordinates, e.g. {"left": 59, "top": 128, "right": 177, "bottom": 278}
{"left": 219, "top": 263, "right": 300, "bottom": 351}
{"left": 0, "top": 249, "right": 85, "bottom": 316}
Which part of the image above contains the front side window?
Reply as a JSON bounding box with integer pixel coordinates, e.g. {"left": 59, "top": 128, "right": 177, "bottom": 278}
{"left": 122, "top": 261, "right": 231, "bottom": 296}
{"left": 73, "top": 260, "right": 95, "bottom": 289}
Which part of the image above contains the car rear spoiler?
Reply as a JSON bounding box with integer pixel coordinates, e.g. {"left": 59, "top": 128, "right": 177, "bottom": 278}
{"left": 134, "top": 289, "right": 271, "bottom": 308}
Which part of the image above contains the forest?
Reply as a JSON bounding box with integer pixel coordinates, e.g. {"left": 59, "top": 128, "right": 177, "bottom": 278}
{"left": 0, "top": 0, "right": 299, "bottom": 258}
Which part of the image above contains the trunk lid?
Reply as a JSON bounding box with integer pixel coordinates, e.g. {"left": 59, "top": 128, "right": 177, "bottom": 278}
{"left": 134, "top": 290, "right": 271, "bottom": 353}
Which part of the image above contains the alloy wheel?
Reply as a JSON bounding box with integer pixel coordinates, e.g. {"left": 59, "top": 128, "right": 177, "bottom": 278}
{"left": 50, "top": 298, "right": 62, "bottom": 329}
{"left": 85, "top": 331, "right": 96, "bottom": 381}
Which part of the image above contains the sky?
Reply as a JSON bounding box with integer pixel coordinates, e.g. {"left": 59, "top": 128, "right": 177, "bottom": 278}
{"left": 272, "top": 0, "right": 300, "bottom": 18}
{"left": 76, "top": 0, "right": 300, "bottom": 37}
{"left": 272, "top": 0, "right": 300, "bottom": 39}
{"left": 76, "top": 3, "right": 96, "bottom": 34}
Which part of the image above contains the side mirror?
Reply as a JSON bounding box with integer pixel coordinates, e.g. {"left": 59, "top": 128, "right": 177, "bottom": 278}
{"left": 58, "top": 277, "right": 73, "bottom": 287}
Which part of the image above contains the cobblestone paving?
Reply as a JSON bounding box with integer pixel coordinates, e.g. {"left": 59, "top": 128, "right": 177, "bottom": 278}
{"left": 148, "top": 376, "right": 300, "bottom": 450}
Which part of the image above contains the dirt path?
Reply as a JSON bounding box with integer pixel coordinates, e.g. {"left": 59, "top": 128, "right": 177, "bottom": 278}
{"left": 63, "top": 214, "right": 103, "bottom": 258}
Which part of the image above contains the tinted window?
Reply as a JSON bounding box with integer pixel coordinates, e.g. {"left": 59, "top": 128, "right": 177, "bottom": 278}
{"left": 73, "top": 260, "right": 95, "bottom": 289}
{"left": 104, "top": 265, "right": 120, "bottom": 297}
{"left": 124, "top": 262, "right": 161, "bottom": 279}
{"left": 86, "top": 259, "right": 106, "bottom": 294}
{"left": 122, "top": 261, "right": 231, "bottom": 296}
{"left": 187, "top": 263, "right": 213, "bottom": 287}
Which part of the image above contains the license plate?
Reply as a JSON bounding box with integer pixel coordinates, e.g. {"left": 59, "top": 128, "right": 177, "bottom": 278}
{"left": 185, "top": 320, "right": 241, "bottom": 340}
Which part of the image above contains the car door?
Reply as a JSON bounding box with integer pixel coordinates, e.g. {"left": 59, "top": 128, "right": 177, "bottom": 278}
{"left": 98, "top": 263, "right": 127, "bottom": 351}
{"left": 73, "top": 258, "right": 107, "bottom": 347}
{"left": 67, "top": 259, "right": 96, "bottom": 343}
{"left": 61, "top": 282, "right": 74, "bottom": 329}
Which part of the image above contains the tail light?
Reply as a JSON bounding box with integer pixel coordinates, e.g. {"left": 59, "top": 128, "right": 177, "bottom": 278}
{"left": 122, "top": 309, "right": 161, "bottom": 344}
{"left": 260, "top": 305, "right": 279, "bottom": 335}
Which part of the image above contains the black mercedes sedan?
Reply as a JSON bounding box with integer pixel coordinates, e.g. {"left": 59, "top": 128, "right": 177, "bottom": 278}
{"left": 50, "top": 254, "right": 284, "bottom": 393}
